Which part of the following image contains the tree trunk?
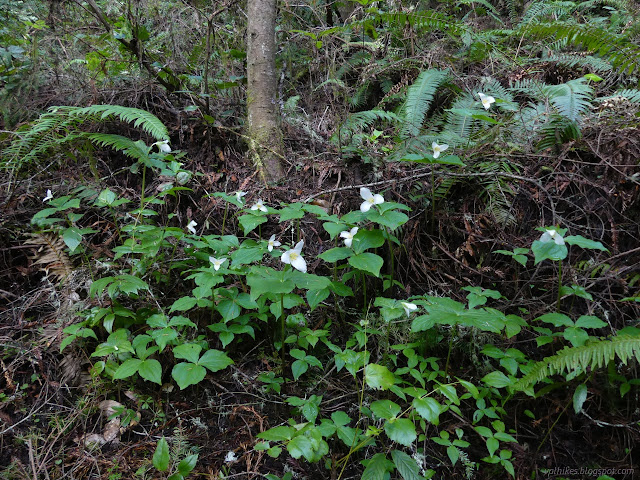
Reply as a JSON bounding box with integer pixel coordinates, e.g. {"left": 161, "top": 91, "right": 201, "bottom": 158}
{"left": 246, "top": 0, "right": 284, "bottom": 183}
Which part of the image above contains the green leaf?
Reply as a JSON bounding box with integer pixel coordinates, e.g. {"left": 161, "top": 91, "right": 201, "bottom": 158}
{"left": 482, "top": 371, "right": 513, "bottom": 388}
{"left": 96, "top": 188, "right": 117, "bottom": 206}
{"left": 318, "top": 247, "right": 353, "bottom": 262}
{"left": 177, "top": 454, "right": 198, "bottom": 476}
{"left": 153, "top": 437, "right": 170, "bottom": 471}
{"left": 246, "top": 272, "right": 295, "bottom": 300}
{"left": 563, "top": 326, "right": 590, "bottom": 347}
{"left": 173, "top": 343, "right": 202, "bottom": 363}
{"left": 362, "top": 453, "right": 395, "bottom": 480}
{"left": 171, "top": 362, "right": 207, "bottom": 390}
{"left": 537, "top": 313, "right": 573, "bottom": 327}
{"left": 215, "top": 299, "right": 241, "bottom": 322}
{"left": 564, "top": 235, "right": 608, "bottom": 251}
{"left": 307, "top": 288, "right": 330, "bottom": 310}
{"left": 351, "top": 229, "right": 385, "bottom": 253}
{"left": 575, "top": 315, "right": 607, "bottom": 329}
{"left": 323, "top": 221, "right": 347, "bottom": 239}
{"left": 138, "top": 359, "right": 162, "bottom": 384}
{"left": 230, "top": 245, "right": 264, "bottom": 266}
{"left": 238, "top": 214, "right": 268, "bottom": 235}
{"left": 391, "top": 450, "right": 421, "bottom": 480}
{"left": 385, "top": 418, "right": 417, "bottom": 447}
{"left": 365, "top": 363, "right": 395, "bottom": 390}
{"left": 199, "top": 349, "right": 233, "bottom": 372}
{"left": 292, "top": 360, "right": 309, "bottom": 380}
{"left": 412, "top": 397, "right": 442, "bottom": 425}
{"left": 113, "top": 359, "right": 141, "bottom": 380}
{"left": 169, "top": 296, "right": 198, "bottom": 313}
{"left": 349, "top": 252, "right": 384, "bottom": 277}
{"left": 62, "top": 227, "right": 83, "bottom": 252}
{"left": 278, "top": 203, "right": 305, "bottom": 222}
{"left": 257, "top": 425, "right": 294, "bottom": 441}
{"left": 531, "top": 239, "right": 568, "bottom": 264}
{"left": 370, "top": 399, "right": 402, "bottom": 420}
{"left": 287, "top": 435, "right": 313, "bottom": 461}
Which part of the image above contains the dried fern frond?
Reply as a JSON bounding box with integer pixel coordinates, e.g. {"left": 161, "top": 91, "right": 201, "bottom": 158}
{"left": 25, "top": 233, "right": 74, "bottom": 284}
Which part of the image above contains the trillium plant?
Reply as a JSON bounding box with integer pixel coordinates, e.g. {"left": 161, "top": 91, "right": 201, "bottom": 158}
{"left": 401, "top": 301, "right": 418, "bottom": 317}
{"left": 187, "top": 220, "right": 197, "bottom": 234}
{"left": 268, "top": 234, "right": 281, "bottom": 252}
{"left": 432, "top": 142, "right": 449, "bottom": 159}
{"left": 43, "top": 189, "right": 53, "bottom": 202}
{"left": 340, "top": 227, "right": 359, "bottom": 248}
{"left": 360, "top": 187, "right": 384, "bottom": 213}
{"left": 209, "top": 257, "right": 227, "bottom": 271}
{"left": 281, "top": 240, "right": 307, "bottom": 273}
{"left": 251, "top": 199, "right": 268, "bottom": 213}
{"left": 156, "top": 140, "right": 172, "bottom": 153}
{"left": 478, "top": 92, "right": 496, "bottom": 110}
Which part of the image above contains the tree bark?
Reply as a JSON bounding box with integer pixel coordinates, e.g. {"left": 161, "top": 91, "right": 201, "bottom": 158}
{"left": 246, "top": 0, "right": 284, "bottom": 183}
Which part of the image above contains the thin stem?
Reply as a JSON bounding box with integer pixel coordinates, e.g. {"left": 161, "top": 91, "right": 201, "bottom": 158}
{"left": 280, "top": 293, "right": 286, "bottom": 368}
{"left": 385, "top": 227, "right": 395, "bottom": 293}
{"left": 221, "top": 201, "right": 229, "bottom": 235}
{"left": 556, "top": 261, "right": 563, "bottom": 312}
{"left": 140, "top": 162, "right": 147, "bottom": 211}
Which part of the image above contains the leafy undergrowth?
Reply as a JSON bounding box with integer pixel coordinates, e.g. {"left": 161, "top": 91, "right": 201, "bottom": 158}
{"left": 1, "top": 104, "right": 639, "bottom": 480}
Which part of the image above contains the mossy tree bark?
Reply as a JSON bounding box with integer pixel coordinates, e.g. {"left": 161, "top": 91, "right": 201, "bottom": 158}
{"left": 246, "top": 0, "right": 284, "bottom": 183}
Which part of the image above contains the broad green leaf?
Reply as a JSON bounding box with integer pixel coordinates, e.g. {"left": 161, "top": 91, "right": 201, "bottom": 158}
{"left": 173, "top": 343, "right": 202, "bottom": 363}
{"left": 307, "top": 288, "right": 330, "bottom": 310}
{"left": 153, "top": 437, "right": 170, "bottom": 471}
{"left": 322, "top": 221, "right": 347, "bottom": 239}
{"left": 215, "top": 299, "right": 241, "bottom": 322}
{"left": 349, "top": 252, "right": 384, "bottom": 277}
{"left": 238, "top": 214, "right": 268, "bottom": 235}
{"left": 177, "top": 454, "right": 198, "bottom": 476}
{"left": 230, "top": 245, "right": 264, "bottom": 265}
{"left": 198, "top": 349, "right": 234, "bottom": 372}
{"left": 257, "top": 425, "right": 294, "bottom": 441}
{"left": 391, "top": 450, "right": 421, "bottom": 480}
{"left": 365, "top": 363, "right": 395, "bottom": 390}
{"left": 287, "top": 435, "right": 313, "bottom": 461}
{"left": 565, "top": 235, "right": 608, "bottom": 251}
{"left": 292, "top": 360, "right": 309, "bottom": 380}
{"left": 367, "top": 209, "right": 409, "bottom": 230}
{"left": 575, "top": 315, "right": 607, "bottom": 329}
{"left": 96, "top": 188, "right": 117, "bottom": 206}
{"left": 370, "top": 399, "right": 401, "bottom": 420}
{"left": 537, "top": 313, "right": 573, "bottom": 327}
{"left": 563, "top": 326, "right": 589, "bottom": 347}
{"left": 531, "top": 239, "right": 568, "bottom": 264}
{"left": 169, "top": 296, "right": 197, "bottom": 313}
{"left": 113, "top": 359, "right": 142, "bottom": 380}
{"left": 385, "top": 418, "right": 417, "bottom": 447}
{"left": 290, "top": 271, "right": 332, "bottom": 290}
{"left": 482, "top": 371, "right": 512, "bottom": 388}
{"left": 62, "top": 227, "right": 83, "bottom": 252}
{"left": 171, "top": 362, "right": 206, "bottom": 389}
{"left": 318, "top": 247, "right": 352, "bottom": 262}
{"left": 138, "top": 359, "right": 162, "bottom": 384}
{"left": 362, "top": 453, "right": 395, "bottom": 480}
{"left": 246, "top": 272, "right": 295, "bottom": 300}
{"left": 351, "top": 229, "right": 385, "bottom": 254}
{"left": 278, "top": 203, "right": 305, "bottom": 222}
{"left": 412, "top": 397, "right": 442, "bottom": 425}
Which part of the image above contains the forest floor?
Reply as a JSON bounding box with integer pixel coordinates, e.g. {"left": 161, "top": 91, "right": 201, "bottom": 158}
{"left": 1, "top": 94, "right": 640, "bottom": 480}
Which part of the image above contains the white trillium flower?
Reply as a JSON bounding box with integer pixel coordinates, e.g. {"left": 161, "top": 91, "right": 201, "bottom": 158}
{"left": 477, "top": 92, "right": 496, "bottom": 110}
{"left": 268, "top": 234, "right": 281, "bottom": 252}
{"left": 432, "top": 142, "right": 449, "bottom": 159}
{"left": 157, "top": 140, "right": 172, "bottom": 153}
{"left": 186, "top": 220, "right": 197, "bottom": 234}
{"left": 281, "top": 240, "right": 307, "bottom": 272}
{"left": 251, "top": 199, "right": 268, "bottom": 213}
{"left": 209, "top": 256, "right": 227, "bottom": 270}
{"left": 360, "top": 187, "right": 384, "bottom": 213}
{"left": 235, "top": 191, "right": 247, "bottom": 203}
{"left": 225, "top": 451, "right": 237, "bottom": 463}
{"left": 43, "top": 189, "right": 53, "bottom": 202}
{"left": 540, "top": 228, "right": 565, "bottom": 246}
{"left": 340, "top": 227, "right": 359, "bottom": 248}
{"left": 401, "top": 301, "right": 418, "bottom": 317}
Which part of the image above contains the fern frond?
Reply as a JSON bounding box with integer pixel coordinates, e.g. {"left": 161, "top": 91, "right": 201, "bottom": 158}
{"left": 71, "top": 105, "right": 169, "bottom": 140}
{"left": 400, "top": 69, "right": 449, "bottom": 139}
{"left": 84, "top": 133, "right": 149, "bottom": 162}
{"left": 542, "top": 52, "right": 613, "bottom": 72}
{"left": 513, "top": 334, "right": 640, "bottom": 391}
{"left": 331, "top": 110, "right": 400, "bottom": 145}
{"left": 378, "top": 10, "right": 468, "bottom": 37}
{"left": 545, "top": 77, "right": 594, "bottom": 122}
{"left": 25, "top": 233, "right": 74, "bottom": 284}
{"left": 597, "top": 89, "right": 640, "bottom": 103}
{"left": 521, "top": 22, "right": 640, "bottom": 75}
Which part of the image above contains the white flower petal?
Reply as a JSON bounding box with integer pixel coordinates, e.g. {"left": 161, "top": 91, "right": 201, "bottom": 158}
{"left": 290, "top": 254, "right": 307, "bottom": 273}
{"left": 293, "top": 240, "right": 304, "bottom": 253}
{"left": 360, "top": 187, "right": 373, "bottom": 201}
{"left": 187, "top": 220, "right": 197, "bottom": 234}
{"left": 478, "top": 92, "right": 496, "bottom": 110}
{"left": 372, "top": 193, "right": 384, "bottom": 205}
{"left": 360, "top": 201, "right": 372, "bottom": 213}
{"left": 43, "top": 189, "right": 53, "bottom": 202}
{"left": 225, "top": 451, "right": 237, "bottom": 463}
{"left": 157, "top": 140, "right": 172, "bottom": 153}
{"left": 281, "top": 250, "right": 291, "bottom": 264}
{"left": 401, "top": 302, "right": 418, "bottom": 317}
